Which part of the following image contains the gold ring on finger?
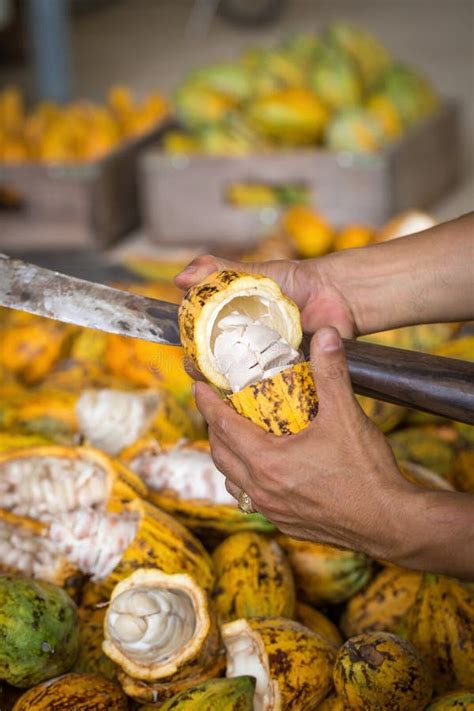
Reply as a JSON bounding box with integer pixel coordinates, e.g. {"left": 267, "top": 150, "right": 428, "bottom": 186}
{"left": 238, "top": 490, "right": 255, "bottom": 515}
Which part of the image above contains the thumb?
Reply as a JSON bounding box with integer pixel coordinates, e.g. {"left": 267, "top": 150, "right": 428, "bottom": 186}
{"left": 310, "top": 327, "right": 360, "bottom": 422}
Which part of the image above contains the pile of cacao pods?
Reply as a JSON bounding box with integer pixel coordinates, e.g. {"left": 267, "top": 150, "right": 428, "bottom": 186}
{"left": 0, "top": 85, "right": 169, "bottom": 164}
{"left": 164, "top": 23, "right": 440, "bottom": 156}
{"left": 0, "top": 254, "right": 472, "bottom": 710}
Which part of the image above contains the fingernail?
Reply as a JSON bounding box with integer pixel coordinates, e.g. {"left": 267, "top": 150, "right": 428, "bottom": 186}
{"left": 191, "top": 383, "right": 196, "bottom": 396}
{"left": 316, "top": 327, "right": 341, "bottom": 352}
{"left": 178, "top": 264, "right": 198, "bottom": 277}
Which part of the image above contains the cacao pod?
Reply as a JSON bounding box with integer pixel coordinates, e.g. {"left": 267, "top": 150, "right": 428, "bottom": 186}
{"left": 212, "top": 532, "right": 295, "bottom": 622}
{"left": 333, "top": 631, "right": 433, "bottom": 710}
{"left": 222, "top": 616, "right": 336, "bottom": 710}
{"left": 11, "top": 673, "right": 128, "bottom": 710}
{"left": 277, "top": 536, "right": 372, "bottom": 604}
{"left": 399, "top": 574, "right": 474, "bottom": 693}
{"left": 340, "top": 565, "right": 422, "bottom": 637}
{"left": 295, "top": 601, "right": 343, "bottom": 646}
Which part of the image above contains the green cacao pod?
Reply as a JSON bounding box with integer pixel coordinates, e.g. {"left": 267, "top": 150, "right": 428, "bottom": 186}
{"left": 0, "top": 575, "right": 79, "bottom": 688}
{"left": 155, "top": 676, "right": 256, "bottom": 711}
{"left": 277, "top": 536, "right": 372, "bottom": 604}
{"left": 426, "top": 689, "right": 474, "bottom": 710}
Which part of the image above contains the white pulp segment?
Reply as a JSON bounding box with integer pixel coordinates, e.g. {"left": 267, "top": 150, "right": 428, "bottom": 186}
{"left": 130, "top": 444, "right": 235, "bottom": 505}
{"left": 76, "top": 389, "right": 159, "bottom": 455}
{"left": 0, "top": 519, "right": 62, "bottom": 581}
{"left": 213, "top": 311, "right": 300, "bottom": 392}
{"left": 108, "top": 586, "right": 196, "bottom": 665}
{"left": 49, "top": 508, "right": 139, "bottom": 580}
{"left": 226, "top": 631, "right": 271, "bottom": 711}
{"left": 0, "top": 456, "right": 109, "bottom": 521}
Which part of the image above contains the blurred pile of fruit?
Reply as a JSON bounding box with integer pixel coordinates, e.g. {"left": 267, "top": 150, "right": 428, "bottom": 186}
{"left": 0, "top": 85, "right": 169, "bottom": 163}
{"left": 163, "top": 23, "right": 440, "bottom": 155}
{"left": 0, "top": 252, "right": 473, "bottom": 708}
{"left": 235, "top": 205, "right": 436, "bottom": 262}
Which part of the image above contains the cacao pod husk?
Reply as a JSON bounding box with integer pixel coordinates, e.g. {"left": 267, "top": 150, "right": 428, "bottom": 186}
{"left": 333, "top": 631, "right": 433, "bottom": 710}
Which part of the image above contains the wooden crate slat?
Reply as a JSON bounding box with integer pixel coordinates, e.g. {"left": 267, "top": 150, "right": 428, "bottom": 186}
{"left": 140, "top": 102, "right": 461, "bottom": 247}
{"left": 0, "top": 122, "right": 171, "bottom": 249}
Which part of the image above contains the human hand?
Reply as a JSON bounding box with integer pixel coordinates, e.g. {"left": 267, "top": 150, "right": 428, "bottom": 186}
{"left": 175, "top": 254, "right": 358, "bottom": 339}
{"left": 176, "top": 214, "right": 474, "bottom": 343}
{"left": 193, "top": 325, "right": 414, "bottom": 561}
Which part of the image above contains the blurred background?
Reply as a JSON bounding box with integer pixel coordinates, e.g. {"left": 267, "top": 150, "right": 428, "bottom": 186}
{"left": 0, "top": 0, "right": 472, "bottom": 260}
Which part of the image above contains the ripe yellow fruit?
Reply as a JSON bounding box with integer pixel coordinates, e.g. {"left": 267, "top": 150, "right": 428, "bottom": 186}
{"left": 211, "top": 532, "right": 295, "bottom": 622}
{"left": 367, "top": 94, "right": 403, "bottom": 138}
{"left": 295, "top": 602, "right": 343, "bottom": 646}
{"left": 228, "top": 361, "right": 318, "bottom": 435}
{"left": 340, "top": 566, "right": 422, "bottom": 637}
{"left": 102, "top": 569, "right": 214, "bottom": 682}
{"left": 223, "top": 616, "right": 336, "bottom": 710}
{"left": 399, "top": 574, "right": 474, "bottom": 694}
{"left": 11, "top": 672, "right": 128, "bottom": 710}
{"left": 246, "top": 87, "right": 329, "bottom": 145}
{"left": 282, "top": 205, "right": 334, "bottom": 257}
{"left": 179, "top": 270, "right": 302, "bottom": 392}
{"left": 333, "top": 224, "right": 374, "bottom": 251}
{"left": 179, "top": 270, "right": 319, "bottom": 435}
{"left": 334, "top": 632, "right": 433, "bottom": 710}
{"left": 0, "top": 85, "right": 169, "bottom": 163}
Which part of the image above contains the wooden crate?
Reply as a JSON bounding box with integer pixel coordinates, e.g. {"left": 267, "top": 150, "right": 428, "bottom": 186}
{"left": 0, "top": 122, "right": 170, "bottom": 250}
{"left": 140, "top": 102, "right": 462, "bottom": 248}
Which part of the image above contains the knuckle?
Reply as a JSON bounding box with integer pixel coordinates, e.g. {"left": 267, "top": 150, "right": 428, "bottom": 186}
{"left": 321, "top": 362, "right": 346, "bottom": 381}
{"left": 252, "top": 458, "right": 270, "bottom": 481}
{"left": 250, "top": 487, "right": 273, "bottom": 512}
{"left": 211, "top": 416, "right": 228, "bottom": 439}
{"left": 209, "top": 444, "right": 228, "bottom": 475}
{"left": 255, "top": 452, "right": 283, "bottom": 484}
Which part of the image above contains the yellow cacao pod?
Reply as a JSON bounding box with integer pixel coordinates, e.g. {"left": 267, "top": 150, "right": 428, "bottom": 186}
{"left": 11, "top": 672, "right": 128, "bottom": 710}
{"left": 295, "top": 602, "right": 343, "bottom": 647}
{"left": 333, "top": 631, "right": 433, "bottom": 710}
{"left": 399, "top": 574, "right": 474, "bottom": 694}
{"left": 222, "top": 616, "right": 336, "bottom": 710}
{"left": 340, "top": 565, "right": 422, "bottom": 637}
{"left": 211, "top": 532, "right": 295, "bottom": 622}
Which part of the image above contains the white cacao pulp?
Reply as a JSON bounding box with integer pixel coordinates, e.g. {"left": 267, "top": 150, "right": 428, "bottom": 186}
{"left": 0, "top": 455, "right": 109, "bottom": 521}
{"left": 49, "top": 508, "right": 138, "bottom": 580}
{"left": 213, "top": 311, "right": 300, "bottom": 392}
{"left": 0, "top": 518, "right": 64, "bottom": 582}
{"left": 107, "top": 586, "right": 196, "bottom": 665}
{"left": 225, "top": 631, "right": 272, "bottom": 711}
{"left": 130, "top": 443, "right": 235, "bottom": 505}
{"left": 76, "top": 389, "right": 159, "bottom": 455}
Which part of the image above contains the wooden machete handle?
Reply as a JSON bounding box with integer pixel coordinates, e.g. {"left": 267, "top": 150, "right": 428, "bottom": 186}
{"left": 301, "top": 336, "right": 474, "bottom": 425}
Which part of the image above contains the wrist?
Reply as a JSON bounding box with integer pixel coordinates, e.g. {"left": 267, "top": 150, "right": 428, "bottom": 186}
{"left": 386, "top": 489, "right": 474, "bottom": 579}
{"left": 312, "top": 249, "right": 390, "bottom": 336}
{"left": 362, "top": 478, "right": 420, "bottom": 562}
{"left": 312, "top": 214, "right": 474, "bottom": 336}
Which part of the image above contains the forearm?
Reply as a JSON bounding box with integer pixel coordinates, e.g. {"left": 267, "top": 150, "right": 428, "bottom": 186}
{"left": 391, "top": 489, "right": 474, "bottom": 579}
{"left": 318, "top": 212, "right": 474, "bottom": 336}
